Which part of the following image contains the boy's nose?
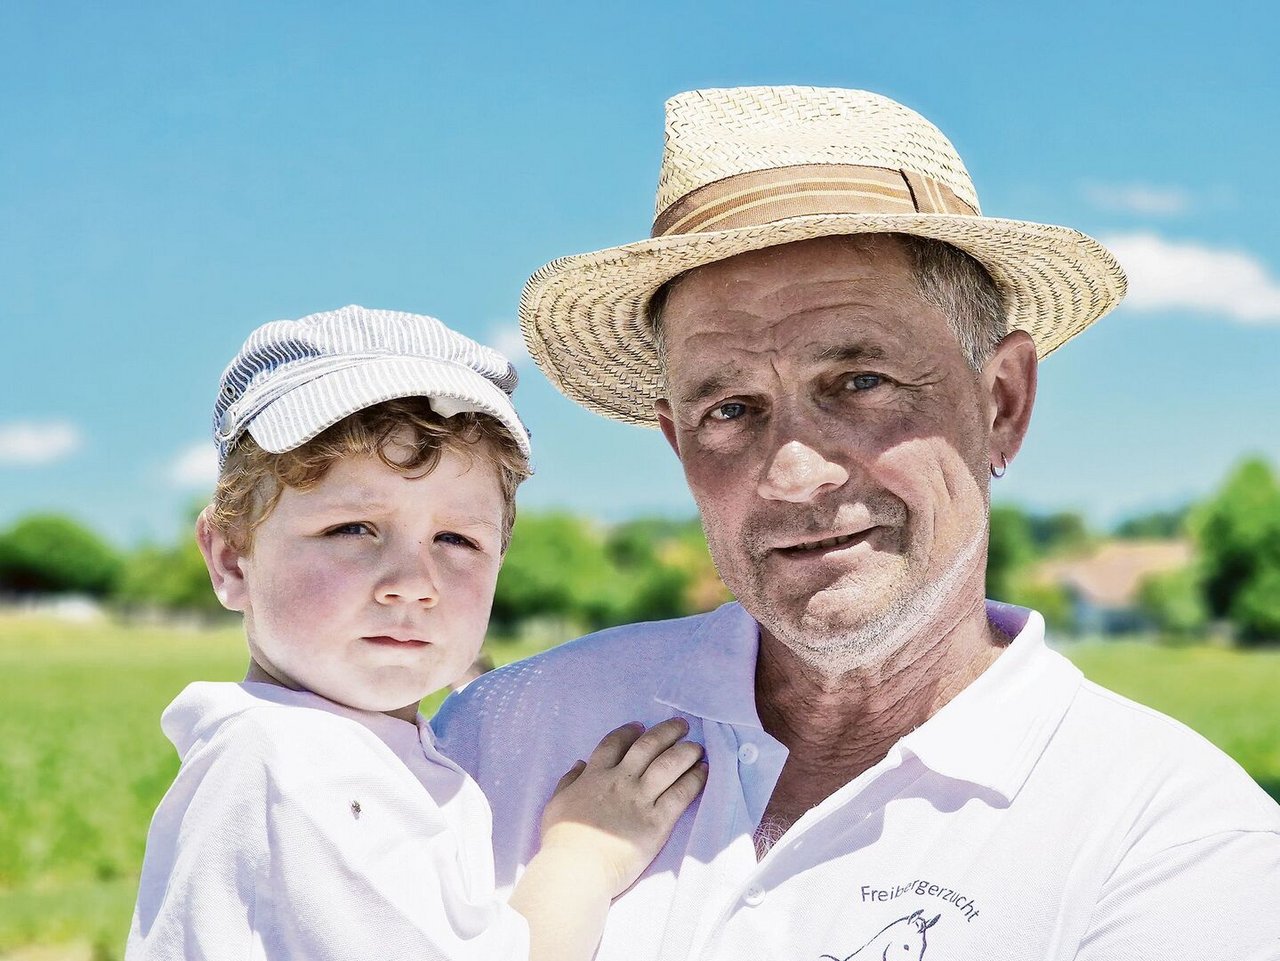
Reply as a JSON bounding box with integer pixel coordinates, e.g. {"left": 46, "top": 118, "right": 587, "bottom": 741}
{"left": 375, "top": 549, "right": 440, "bottom": 607}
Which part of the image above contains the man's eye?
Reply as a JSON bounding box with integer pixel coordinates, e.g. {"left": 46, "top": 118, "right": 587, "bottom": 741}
{"left": 708, "top": 402, "right": 748, "bottom": 422}
{"left": 845, "top": 373, "right": 882, "bottom": 391}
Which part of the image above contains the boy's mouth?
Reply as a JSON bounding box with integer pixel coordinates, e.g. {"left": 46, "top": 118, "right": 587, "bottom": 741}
{"left": 362, "top": 635, "right": 429, "bottom": 648}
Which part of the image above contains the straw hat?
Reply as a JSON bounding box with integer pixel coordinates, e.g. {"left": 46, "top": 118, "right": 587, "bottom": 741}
{"left": 520, "top": 85, "right": 1127, "bottom": 426}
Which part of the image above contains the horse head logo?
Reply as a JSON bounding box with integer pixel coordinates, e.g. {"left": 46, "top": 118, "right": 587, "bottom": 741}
{"left": 819, "top": 908, "right": 941, "bottom": 961}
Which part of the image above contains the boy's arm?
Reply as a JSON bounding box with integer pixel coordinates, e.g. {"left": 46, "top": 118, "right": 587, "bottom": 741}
{"left": 129, "top": 721, "right": 271, "bottom": 960}
{"left": 508, "top": 718, "right": 707, "bottom": 961}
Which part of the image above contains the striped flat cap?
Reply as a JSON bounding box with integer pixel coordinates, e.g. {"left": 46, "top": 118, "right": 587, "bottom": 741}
{"left": 213, "top": 305, "right": 531, "bottom": 468}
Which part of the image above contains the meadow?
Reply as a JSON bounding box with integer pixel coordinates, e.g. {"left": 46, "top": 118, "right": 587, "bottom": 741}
{"left": 1, "top": 611, "right": 1277, "bottom": 960}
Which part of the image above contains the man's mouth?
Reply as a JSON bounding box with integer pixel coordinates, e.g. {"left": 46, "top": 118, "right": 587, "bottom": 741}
{"left": 777, "top": 529, "right": 875, "bottom": 554}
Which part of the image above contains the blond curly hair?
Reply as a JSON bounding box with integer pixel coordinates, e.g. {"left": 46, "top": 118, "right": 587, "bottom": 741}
{"left": 207, "top": 397, "right": 530, "bottom": 553}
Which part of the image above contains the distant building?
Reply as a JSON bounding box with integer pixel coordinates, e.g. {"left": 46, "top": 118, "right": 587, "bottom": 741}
{"left": 0, "top": 592, "right": 105, "bottom": 623}
{"left": 1033, "top": 540, "right": 1193, "bottom": 636}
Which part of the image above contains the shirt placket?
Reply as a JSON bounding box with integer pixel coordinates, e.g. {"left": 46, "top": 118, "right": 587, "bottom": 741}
{"left": 692, "top": 747, "right": 917, "bottom": 961}
{"left": 663, "top": 719, "right": 787, "bottom": 961}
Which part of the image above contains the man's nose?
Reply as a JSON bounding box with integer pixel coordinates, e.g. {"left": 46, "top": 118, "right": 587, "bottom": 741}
{"left": 375, "top": 545, "right": 440, "bottom": 607}
{"left": 757, "top": 439, "right": 849, "bottom": 503}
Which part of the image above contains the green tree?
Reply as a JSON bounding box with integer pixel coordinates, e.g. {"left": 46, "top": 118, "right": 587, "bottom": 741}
{"left": 1006, "top": 579, "right": 1077, "bottom": 635}
{"left": 987, "top": 505, "right": 1035, "bottom": 601}
{"left": 1138, "top": 566, "right": 1208, "bottom": 638}
{"left": 660, "top": 521, "right": 731, "bottom": 614}
{"left": 1115, "top": 507, "right": 1190, "bottom": 540}
{"left": 492, "top": 512, "right": 630, "bottom": 631}
{"left": 607, "top": 518, "right": 697, "bottom": 623}
{"left": 606, "top": 518, "right": 692, "bottom": 570}
{"left": 1028, "top": 511, "right": 1091, "bottom": 555}
{"left": 115, "top": 539, "right": 225, "bottom": 616}
{"left": 0, "top": 514, "right": 122, "bottom": 596}
{"left": 1192, "top": 457, "right": 1280, "bottom": 644}
{"left": 622, "top": 563, "right": 692, "bottom": 624}
{"left": 1232, "top": 566, "right": 1280, "bottom": 643}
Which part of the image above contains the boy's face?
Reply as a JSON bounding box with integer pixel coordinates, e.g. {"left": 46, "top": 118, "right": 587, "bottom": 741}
{"left": 200, "top": 438, "right": 506, "bottom": 722}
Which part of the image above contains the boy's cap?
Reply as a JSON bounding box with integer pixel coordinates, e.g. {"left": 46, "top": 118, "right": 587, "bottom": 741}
{"left": 213, "top": 305, "right": 532, "bottom": 469}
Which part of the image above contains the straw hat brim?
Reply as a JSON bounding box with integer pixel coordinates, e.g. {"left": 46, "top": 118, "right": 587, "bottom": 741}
{"left": 520, "top": 212, "right": 1127, "bottom": 427}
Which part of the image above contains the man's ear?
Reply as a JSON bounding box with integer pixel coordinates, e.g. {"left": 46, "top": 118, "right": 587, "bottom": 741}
{"left": 983, "top": 329, "right": 1038, "bottom": 470}
{"left": 654, "top": 399, "right": 681, "bottom": 457}
{"left": 195, "top": 508, "right": 250, "bottom": 612}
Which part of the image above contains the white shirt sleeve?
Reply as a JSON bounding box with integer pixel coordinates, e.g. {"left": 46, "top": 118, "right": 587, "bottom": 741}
{"left": 129, "top": 713, "right": 270, "bottom": 960}
{"left": 1075, "top": 829, "right": 1280, "bottom": 960}
{"left": 128, "top": 710, "right": 530, "bottom": 961}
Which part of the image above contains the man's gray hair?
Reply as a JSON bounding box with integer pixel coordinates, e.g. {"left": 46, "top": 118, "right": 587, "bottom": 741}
{"left": 646, "top": 234, "right": 1008, "bottom": 376}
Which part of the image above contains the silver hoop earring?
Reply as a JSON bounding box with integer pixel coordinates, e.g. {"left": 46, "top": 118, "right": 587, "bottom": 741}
{"left": 990, "top": 453, "right": 1008, "bottom": 479}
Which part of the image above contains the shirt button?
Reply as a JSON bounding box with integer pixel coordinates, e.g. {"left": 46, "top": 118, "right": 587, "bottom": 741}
{"left": 743, "top": 884, "right": 765, "bottom": 906}
{"left": 737, "top": 742, "right": 759, "bottom": 765}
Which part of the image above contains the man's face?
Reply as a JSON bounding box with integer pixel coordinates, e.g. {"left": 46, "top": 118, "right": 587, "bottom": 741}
{"left": 206, "top": 440, "right": 506, "bottom": 720}
{"left": 656, "top": 236, "right": 999, "bottom": 667}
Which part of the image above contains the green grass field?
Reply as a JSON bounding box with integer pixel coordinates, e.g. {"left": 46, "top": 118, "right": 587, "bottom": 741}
{"left": 1, "top": 612, "right": 1277, "bottom": 959}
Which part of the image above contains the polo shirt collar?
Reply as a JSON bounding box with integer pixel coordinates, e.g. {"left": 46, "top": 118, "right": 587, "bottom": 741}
{"left": 165, "top": 681, "right": 430, "bottom": 765}
{"left": 897, "top": 601, "right": 1083, "bottom": 803}
{"left": 656, "top": 602, "right": 765, "bottom": 728}
{"left": 653, "top": 600, "right": 1082, "bottom": 804}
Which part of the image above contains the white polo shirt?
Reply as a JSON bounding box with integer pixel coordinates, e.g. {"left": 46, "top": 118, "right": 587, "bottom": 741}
{"left": 128, "top": 682, "right": 529, "bottom": 961}
{"left": 434, "top": 601, "right": 1280, "bottom": 961}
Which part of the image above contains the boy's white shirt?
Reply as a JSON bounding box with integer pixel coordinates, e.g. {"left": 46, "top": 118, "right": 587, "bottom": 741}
{"left": 126, "top": 681, "right": 529, "bottom": 961}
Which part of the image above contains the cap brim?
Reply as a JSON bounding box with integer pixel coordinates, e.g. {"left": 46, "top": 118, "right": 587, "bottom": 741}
{"left": 245, "top": 354, "right": 532, "bottom": 461}
{"left": 519, "top": 212, "right": 1127, "bottom": 426}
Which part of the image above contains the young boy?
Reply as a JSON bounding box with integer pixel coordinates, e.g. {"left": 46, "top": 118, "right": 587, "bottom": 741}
{"left": 127, "top": 305, "right": 707, "bottom": 961}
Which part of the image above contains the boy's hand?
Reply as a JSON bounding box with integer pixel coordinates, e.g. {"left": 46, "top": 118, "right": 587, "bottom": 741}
{"left": 538, "top": 718, "right": 707, "bottom": 898}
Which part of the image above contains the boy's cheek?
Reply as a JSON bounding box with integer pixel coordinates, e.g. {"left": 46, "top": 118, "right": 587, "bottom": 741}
{"left": 456, "top": 571, "right": 504, "bottom": 621}
{"left": 259, "top": 554, "right": 352, "bottom": 605}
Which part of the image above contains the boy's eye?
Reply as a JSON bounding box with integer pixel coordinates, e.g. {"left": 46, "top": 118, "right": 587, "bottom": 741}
{"left": 326, "top": 522, "right": 374, "bottom": 537}
{"left": 436, "top": 531, "right": 478, "bottom": 549}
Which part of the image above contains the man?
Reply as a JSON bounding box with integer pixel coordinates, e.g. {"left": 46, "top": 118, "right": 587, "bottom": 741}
{"left": 435, "top": 87, "right": 1280, "bottom": 960}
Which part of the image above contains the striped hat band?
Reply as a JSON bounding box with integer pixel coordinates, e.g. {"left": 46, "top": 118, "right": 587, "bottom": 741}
{"left": 652, "top": 163, "right": 977, "bottom": 238}
{"left": 518, "top": 85, "right": 1128, "bottom": 426}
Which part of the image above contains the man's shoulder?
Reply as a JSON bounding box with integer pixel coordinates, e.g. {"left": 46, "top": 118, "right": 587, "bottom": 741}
{"left": 1058, "top": 675, "right": 1280, "bottom": 837}
{"left": 511, "top": 608, "right": 718, "bottom": 671}
{"left": 434, "top": 606, "right": 732, "bottom": 739}
{"left": 480, "top": 606, "right": 726, "bottom": 689}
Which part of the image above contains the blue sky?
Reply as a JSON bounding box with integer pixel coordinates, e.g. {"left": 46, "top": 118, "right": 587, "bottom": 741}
{"left": 2, "top": 0, "right": 1278, "bottom": 546}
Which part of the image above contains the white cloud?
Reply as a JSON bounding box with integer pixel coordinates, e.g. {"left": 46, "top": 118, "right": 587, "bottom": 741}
{"left": 1103, "top": 232, "right": 1280, "bottom": 324}
{"left": 168, "top": 442, "right": 218, "bottom": 489}
{"left": 488, "top": 322, "right": 532, "bottom": 368}
{"left": 0, "top": 420, "right": 82, "bottom": 465}
{"left": 1084, "top": 183, "right": 1191, "bottom": 216}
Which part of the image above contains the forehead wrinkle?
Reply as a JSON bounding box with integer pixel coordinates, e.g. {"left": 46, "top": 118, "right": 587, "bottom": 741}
{"left": 456, "top": 518, "right": 503, "bottom": 536}
{"left": 680, "top": 369, "right": 746, "bottom": 405}
{"left": 438, "top": 508, "right": 502, "bottom": 529}
{"left": 742, "top": 295, "right": 923, "bottom": 356}
{"left": 813, "top": 342, "right": 890, "bottom": 365}
{"left": 754, "top": 270, "right": 916, "bottom": 308}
